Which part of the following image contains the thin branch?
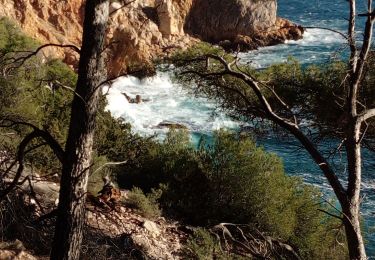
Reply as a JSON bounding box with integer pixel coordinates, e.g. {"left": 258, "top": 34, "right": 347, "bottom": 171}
{"left": 0, "top": 119, "right": 65, "bottom": 163}
{"left": 109, "top": 0, "right": 136, "bottom": 16}
{"left": 348, "top": 0, "right": 358, "bottom": 75}
{"left": 0, "top": 131, "right": 39, "bottom": 201}
{"left": 358, "top": 108, "right": 375, "bottom": 122}
{"left": 357, "top": 121, "right": 369, "bottom": 144}
{"left": 46, "top": 80, "right": 86, "bottom": 105}
{"left": 317, "top": 209, "right": 343, "bottom": 220}
{"left": 32, "top": 208, "right": 58, "bottom": 224}
{"left": 3, "top": 44, "right": 80, "bottom": 73}
{"left": 303, "top": 26, "right": 348, "bottom": 40}
{"left": 91, "top": 160, "right": 129, "bottom": 176}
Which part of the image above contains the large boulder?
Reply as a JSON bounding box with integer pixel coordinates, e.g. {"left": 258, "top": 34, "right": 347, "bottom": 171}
{"left": 185, "top": 0, "right": 303, "bottom": 50}
{"left": 186, "top": 0, "right": 277, "bottom": 42}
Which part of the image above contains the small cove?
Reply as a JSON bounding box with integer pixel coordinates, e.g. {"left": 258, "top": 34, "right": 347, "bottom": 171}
{"left": 105, "top": 0, "right": 375, "bottom": 255}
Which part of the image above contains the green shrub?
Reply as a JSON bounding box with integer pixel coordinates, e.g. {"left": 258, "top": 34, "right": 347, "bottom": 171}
{"left": 116, "top": 130, "right": 347, "bottom": 259}
{"left": 0, "top": 17, "right": 38, "bottom": 52}
{"left": 0, "top": 18, "right": 149, "bottom": 179}
{"left": 183, "top": 228, "right": 228, "bottom": 260}
{"left": 126, "top": 187, "right": 161, "bottom": 219}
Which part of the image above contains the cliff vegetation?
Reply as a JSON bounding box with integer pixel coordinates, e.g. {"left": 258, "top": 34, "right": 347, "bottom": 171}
{"left": 0, "top": 19, "right": 350, "bottom": 259}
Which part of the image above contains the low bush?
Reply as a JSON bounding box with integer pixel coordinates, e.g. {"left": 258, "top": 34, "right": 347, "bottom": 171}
{"left": 126, "top": 187, "right": 161, "bottom": 219}
{"left": 182, "top": 228, "right": 229, "bottom": 260}
{"left": 116, "top": 130, "right": 348, "bottom": 259}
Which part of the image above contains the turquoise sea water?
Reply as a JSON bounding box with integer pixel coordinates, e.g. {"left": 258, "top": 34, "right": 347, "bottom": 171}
{"left": 105, "top": 0, "right": 374, "bottom": 255}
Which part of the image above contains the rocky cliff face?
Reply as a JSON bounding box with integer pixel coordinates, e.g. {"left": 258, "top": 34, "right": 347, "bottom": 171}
{"left": 187, "top": 0, "right": 277, "bottom": 42}
{"left": 106, "top": 0, "right": 197, "bottom": 76}
{"left": 0, "top": 0, "right": 196, "bottom": 76}
{"left": 0, "top": 0, "right": 303, "bottom": 75}
{"left": 0, "top": 0, "right": 83, "bottom": 65}
{"left": 186, "top": 0, "right": 303, "bottom": 50}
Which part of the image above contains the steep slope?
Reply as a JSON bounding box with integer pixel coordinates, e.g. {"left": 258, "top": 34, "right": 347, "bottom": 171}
{"left": 0, "top": 177, "right": 189, "bottom": 259}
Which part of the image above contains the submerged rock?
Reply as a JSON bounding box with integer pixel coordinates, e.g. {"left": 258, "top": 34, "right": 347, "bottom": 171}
{"left": 154, "top": 121, "right": 189, "bottom": 130}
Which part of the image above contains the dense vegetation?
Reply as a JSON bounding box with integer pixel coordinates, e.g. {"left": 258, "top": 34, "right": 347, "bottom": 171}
{"left": 0, "top": 19, "right": 350, "bottom": 259}
{"left": 116, "top": 130, "right": 348, "bottom": 259}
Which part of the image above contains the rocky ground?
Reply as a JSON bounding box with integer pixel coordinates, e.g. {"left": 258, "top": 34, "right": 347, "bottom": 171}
{"left": 0, "top": 175, "right": 190, "bottom": 260}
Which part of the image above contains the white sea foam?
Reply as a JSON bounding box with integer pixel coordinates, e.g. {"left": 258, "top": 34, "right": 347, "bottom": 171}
{"left": 238, "top": 28, "right": 346, "bottom": 68}
{"left": 297, "top": 28, "right": 345, "bottom": 45}
{"left": 104, "top": 72, "right": 240, "bottom": 138}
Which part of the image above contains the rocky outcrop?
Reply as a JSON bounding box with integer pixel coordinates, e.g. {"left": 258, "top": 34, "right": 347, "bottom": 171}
{"left": 0, "top": 0, "right": 303, "bottom": 75}
{"left": 187, "top": 0, "right": 277, "bottom": 42}
{"left": 0, "top": 0, "right": 83, "bottom": 65}
{"left": 105, "top": 0, "right": 197, "bottom": 76}
{"left": 186, "top": 0, "right": 303, "bottom": 51}
{"left": 156, "top": 0, "right": 193, "bottom": 37}
{"left": 86, "top": 205, "right": 187, "bottom": 259}
{"left": 0, "top": 0, "right": 196, "bottom": 76}
{"left": 154, "top": 120, "right": 189, "bottom": 130}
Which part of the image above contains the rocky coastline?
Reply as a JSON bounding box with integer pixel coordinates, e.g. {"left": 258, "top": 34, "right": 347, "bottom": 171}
{"left": 0, "top": 0, "right": 303, "bottom": 76}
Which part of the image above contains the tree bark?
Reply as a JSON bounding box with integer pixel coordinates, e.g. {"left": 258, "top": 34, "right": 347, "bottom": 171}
{"left": 343, "top": 206, "right": 367, "bottom": 260}
{"left": 342, "top": 120, "right": 367, "bottom": 260}
{"left": 50, "top": 0, "right": 109, "bottom": 259}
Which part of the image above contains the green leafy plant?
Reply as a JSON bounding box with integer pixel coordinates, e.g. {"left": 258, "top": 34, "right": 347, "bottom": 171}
{"left": 126, "top": 187, "right": 161, "bottom": 219}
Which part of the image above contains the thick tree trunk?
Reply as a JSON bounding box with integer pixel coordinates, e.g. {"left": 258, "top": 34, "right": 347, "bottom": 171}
{"left": 50, "top": 0, "right": 109, "bottom": 259}
{"left": 342, "top": 206, "right": 367, "bottom": 260}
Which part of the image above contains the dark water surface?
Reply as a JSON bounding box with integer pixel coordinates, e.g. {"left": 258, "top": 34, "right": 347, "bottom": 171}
{"left": 247, "top": 0, "right": 375, "bottom": 255}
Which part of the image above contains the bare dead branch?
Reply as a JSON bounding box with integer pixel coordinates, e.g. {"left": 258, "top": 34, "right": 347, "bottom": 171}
{"left": 0, "top": 119, "right": 64, "bottom": 163}
{"left": 109, "top": 0, "right": 136, "bottom": 16}
{"left": 0, "top": 131, "right": 39, "bottom": 201}
{"left": 358, "top": 108, "right": 375, "bottom": 122}
{"left": 348, "top": 0, "right": 358, "bottom": 75}
{"left": 91, "top": 160, "right": 129, "bottom": 176}
{"left": 2, "top": 43, "right": 80, "bottom": 74}
{"left": 211, "top": 223, "right": 301, "bottom": 259}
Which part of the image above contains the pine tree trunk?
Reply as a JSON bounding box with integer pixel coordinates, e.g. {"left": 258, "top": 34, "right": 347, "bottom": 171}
{"left": 50, "top": 0, "right": 109, "bottom": 259}
{"left": 343, "top": 121, "right": 367, "bottom": 260}
{"left": 342, "top": 206, "right": 367, "bottom": 260}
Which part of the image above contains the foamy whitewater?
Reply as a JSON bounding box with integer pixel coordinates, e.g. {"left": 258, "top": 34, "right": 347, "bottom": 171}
{"left": 105, "top": 0, "right": 375, "bottom": 255}
{"left": 104, "top": 74, "right": 240, "bottom": 139}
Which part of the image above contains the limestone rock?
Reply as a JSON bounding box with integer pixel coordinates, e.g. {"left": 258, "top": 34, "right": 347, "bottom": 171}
{"left": 186, "top": 0, "right": 303, "bottom": 51}
{"left": 0, "top": 0, "right": 303, "bottom": 75}
{"left": 0, "top": 0, "right": 83, "bottom": 65}
{"left": 154, "top": 121, "right": 189, "bottom": 130}
{"left": 0, "top": 0, "right": 196, "bottom": 76}
{"left": 143, "top": 220, "right": 161, "bottom": 237}
{"left": 156, "top": 0, "right": 193, "bottom": 37}
{"left": 187, "top": 0, "right": 277, "bottom": 42}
